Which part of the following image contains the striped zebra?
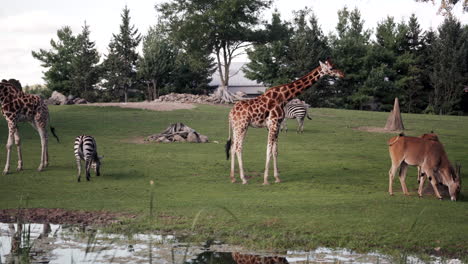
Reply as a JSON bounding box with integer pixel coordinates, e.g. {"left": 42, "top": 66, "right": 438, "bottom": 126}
{"left": 280, "top": 103, "right": 312, "bottom": 133}
{"left": 74, "top": 135, "right": 102, "bottom": 182}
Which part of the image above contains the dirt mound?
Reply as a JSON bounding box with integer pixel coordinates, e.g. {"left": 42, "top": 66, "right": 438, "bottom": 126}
{"left": 0, "top": 208, "right": 136, "bottom": 225}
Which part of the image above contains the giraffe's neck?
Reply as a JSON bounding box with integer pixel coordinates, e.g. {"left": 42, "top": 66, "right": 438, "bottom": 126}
{"left": 267, "top": 66, "right": 323, "bottom": 103}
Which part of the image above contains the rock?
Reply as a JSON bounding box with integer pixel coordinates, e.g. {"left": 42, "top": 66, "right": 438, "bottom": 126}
{"left": 173, "top": 135, "right": 186, "bottom": 142}
{"left": 199, "top": 135, "right": 209, "bottom": 143}
{"left": 187, "top": 132, "right": 200, "bottom": 143}
{"left": 50, "top": 91, "right": 68, "bottom": 105}
{"left": 44, "top": 99, "right": 59, "bottom": 105}
{"left": 74, "top": 98, "right": 88, "bottom": 104}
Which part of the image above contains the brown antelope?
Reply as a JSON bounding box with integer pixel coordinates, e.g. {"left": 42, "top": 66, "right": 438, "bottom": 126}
{"left": 387, "top": 134, "right": 461, "bottom": 201}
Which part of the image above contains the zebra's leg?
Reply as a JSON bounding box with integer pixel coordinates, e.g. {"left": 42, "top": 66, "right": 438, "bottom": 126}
{"left": 14, "top": 130, "right": 22, "bottom": 171}
{"left": 297, "top": 117, "right": 305, "bottom": 133}
{"left": 76, "top": 158, "right": 82, "bottom": 182}
{"left": 3, "top": 123, "right": 17, "bottom": 175}
{"left": 85, "top": 159, "right": 92, "bottom": 181}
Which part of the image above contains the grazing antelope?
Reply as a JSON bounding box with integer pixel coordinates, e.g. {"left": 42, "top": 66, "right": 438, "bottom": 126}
{"left": 387, "top": 134, "right": 461, "bottom": 201}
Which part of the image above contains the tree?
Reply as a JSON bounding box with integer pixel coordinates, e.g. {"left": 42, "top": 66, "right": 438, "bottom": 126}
{"left": 32, "top": 26, "right": 77, "bottom": 95}
{"left": 139, "top": 22, "right": 177, "bottom": 100}
{"left": 70, "top": 22, "right": 101, "bottom": 101}
{"left": 244, "top": 11, "right": 292, "bottom": 86}
{"left": 430, "top": 16, "right": 467, "bottom": 114}
{"left": 244, "top": 8, "right": 333, "bottom": 107}
{"left": 330, "top": 7, "right": 372, "bottom": 109}
{"left": 157, "top": 0, "right": 272, "bottom": 103}
{"left": 102, "top": 6, "right": 142, "bottom": 102}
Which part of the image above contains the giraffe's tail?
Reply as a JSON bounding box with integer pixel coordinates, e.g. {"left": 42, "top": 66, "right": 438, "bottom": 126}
{"left": 225, "top": 118, "right": 232, "bottom": 160}
{"left": 48, "top": 114, "right": 60, "bottom": 143}
{"left": 50, "top": 126, "right": 60, "bottom": 143}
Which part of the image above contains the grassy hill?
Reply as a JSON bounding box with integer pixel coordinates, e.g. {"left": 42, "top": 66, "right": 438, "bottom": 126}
{"left": 0, "top": 104, "right": 467, "bottom": 259}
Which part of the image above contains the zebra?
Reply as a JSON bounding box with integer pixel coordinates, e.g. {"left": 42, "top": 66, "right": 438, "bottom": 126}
{"left": 280, "top": 102, "right": 312, "bottom": 133}
{"left": 74, "top": 135, "right": 102, "bottom": 182}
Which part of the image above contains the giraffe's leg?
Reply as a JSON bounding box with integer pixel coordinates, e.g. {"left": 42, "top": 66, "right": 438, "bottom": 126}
{"left": 264, "top": 122, "right": 280, "bottom": 185}
{"left": 36, "top": 127, "right": 48, "bottom": 171}
{"left": 230, "top": 143, "right": 236, "bottom": 183}
{"left": 3, "top": 125, "right": 17, "bottom": 175}
{"left": 233, "top": 129, "right": 248, "bottom": 184}
{"left": 14, "top": 130, "right": 22, "bottom": 171}
{"left": 272, "top": 135, "right": 280, "bottom": 183}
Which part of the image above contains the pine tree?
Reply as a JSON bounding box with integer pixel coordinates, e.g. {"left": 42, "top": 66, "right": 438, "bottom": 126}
{"left": 32, "top": 26, "right": 77, "bottom": 95}
{"left": 139, "top": 22, "right": 177, "bottom": 100}
{"left": 330, "top": 7, "right": 371, "bottom": 109}
{"left": 102, "top": 6, "right": 142, "bottom": 102}
{"left": 431, "top": 16, "right": 466, "bottom": 114}
{"left": 71, "top": 21, "right": 100, "bottom": 101}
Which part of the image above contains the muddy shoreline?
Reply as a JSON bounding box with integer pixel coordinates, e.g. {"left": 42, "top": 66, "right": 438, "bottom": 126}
{"left": 0, "top": 208, "right": 136, "bottom": 225}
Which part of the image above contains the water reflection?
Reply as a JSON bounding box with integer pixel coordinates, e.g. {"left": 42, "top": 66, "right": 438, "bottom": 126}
{"left": 187, "top": 252, "right": 289, "bottom": 264}
{"left": 0, "top": 223, "right": 462, "bottom": 264}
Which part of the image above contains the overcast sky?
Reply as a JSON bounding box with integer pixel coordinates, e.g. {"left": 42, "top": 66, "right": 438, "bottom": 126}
{"left": 1, "top": 0, "right": 467, "bottom": 86}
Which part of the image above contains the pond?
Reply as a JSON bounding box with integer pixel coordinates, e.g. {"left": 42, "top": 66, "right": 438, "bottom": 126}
{"left": 0, "top": 223, "right": 461, "bottom": 264}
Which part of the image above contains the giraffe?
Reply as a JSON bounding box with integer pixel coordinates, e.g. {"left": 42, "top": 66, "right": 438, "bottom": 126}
{"left": 225, "top": 59, "right": 344, "bottom": 184}
{"left": 0, "top": 79, "right": 59, "bottom": 174}
{"left": 231, "top": 252, "right": 289, "bottom": 264}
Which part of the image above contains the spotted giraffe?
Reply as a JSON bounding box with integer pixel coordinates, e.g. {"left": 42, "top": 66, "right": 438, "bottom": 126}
{"left": 231, "top": 252, "right": 289, "bottom": 264}
{"left": 225, "top": 60, "right": 344, "bottom": 184}
{"left": 0, "top": 79, "right": 59, "bottom": 174}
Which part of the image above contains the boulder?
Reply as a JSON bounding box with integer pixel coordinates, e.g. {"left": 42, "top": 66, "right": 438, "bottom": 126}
{"left": 187, "top": 132, "right": 200, "bottom": 143}
{"left": 50, "top": 91, "right": 67, "bottom": 105}
{"left": 199, "top": 135, "right": 209, "bottom": 143}
{"left": 74, "top": 98, "right": 88, "bottom": 104}
{"left": 173, "top": 135, "right": 186, "bottom": 142}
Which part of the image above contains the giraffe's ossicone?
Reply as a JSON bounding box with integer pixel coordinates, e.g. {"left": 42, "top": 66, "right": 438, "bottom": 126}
{"left": 225, "top": 59, "right": 344, "bottom": 185}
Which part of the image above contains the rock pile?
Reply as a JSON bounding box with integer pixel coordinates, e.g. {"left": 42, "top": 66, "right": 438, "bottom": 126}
{"left": 45, "top": 91, "right": 88, "bottom": 105}
{"left": 145, "top": 123, "right": 209, "bottom": 143}
{"left": 155, "top": 92, "right": 246, "bottom": 104}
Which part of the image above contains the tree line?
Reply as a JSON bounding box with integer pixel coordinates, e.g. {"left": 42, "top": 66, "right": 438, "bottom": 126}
{"left": 33, "top": 1, "right": 468, "bottom": 114}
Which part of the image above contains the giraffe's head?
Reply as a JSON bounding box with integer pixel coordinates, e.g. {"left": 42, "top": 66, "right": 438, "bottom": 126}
{"left": 318, "top": 59, "right": 344, "bottom": 78}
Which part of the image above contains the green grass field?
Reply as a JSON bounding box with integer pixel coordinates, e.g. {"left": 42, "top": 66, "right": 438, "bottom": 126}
{"left": 0, "top": 104, "right": 467, "bottom": 259}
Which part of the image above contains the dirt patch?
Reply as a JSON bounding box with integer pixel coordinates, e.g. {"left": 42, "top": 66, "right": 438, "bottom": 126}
{"left": 83, "top": 102, "right": 196, "bottom": 111}
{"left": 0, "top": 208, "right": 136, "bottom": 225}
{"left": 352, "top": 126, "right": 402, "bottom": 134}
